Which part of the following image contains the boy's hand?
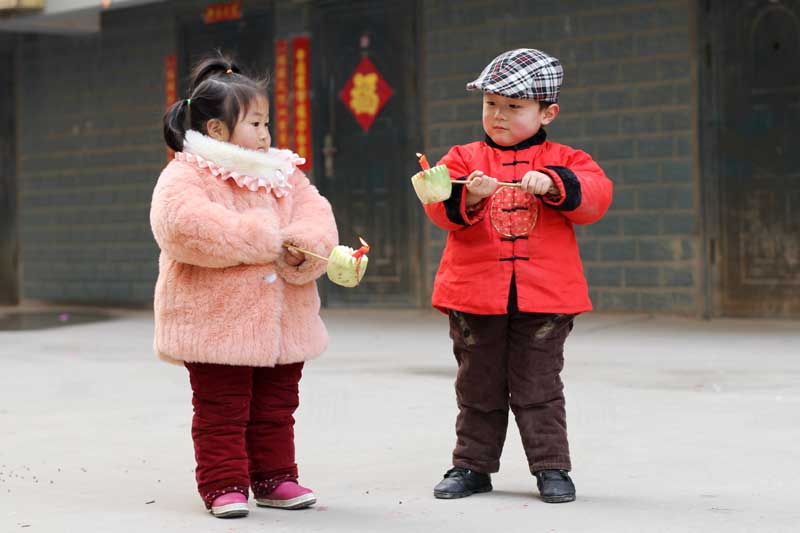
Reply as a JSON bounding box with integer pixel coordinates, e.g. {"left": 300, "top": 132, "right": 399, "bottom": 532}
{"left": 465, "top": 170, "right": 498, "bottom": 206}
{"left": 521, "top": 170, "right": 560, "bottom": 197}
{"left": 284, "top": 247, "right": 305, "bottom": 267}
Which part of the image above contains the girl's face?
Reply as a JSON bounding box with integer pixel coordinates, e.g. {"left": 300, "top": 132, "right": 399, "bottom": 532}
{"left": 482, "top": 93, "right": 559, "bottom": 147}
{"left": 229, "top": 95, "right": 271, "bottom": 152}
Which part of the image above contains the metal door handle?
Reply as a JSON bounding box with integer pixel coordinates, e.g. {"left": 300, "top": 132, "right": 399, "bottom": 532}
{"left": 323, "top": 133, "right": 337, "bottom": 178}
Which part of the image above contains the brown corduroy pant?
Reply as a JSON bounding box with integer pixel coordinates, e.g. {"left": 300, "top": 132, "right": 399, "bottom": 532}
{"left": 448, "top": 283, "right": 574, "bottom": 474}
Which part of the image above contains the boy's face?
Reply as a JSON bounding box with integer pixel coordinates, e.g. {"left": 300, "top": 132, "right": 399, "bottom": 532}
{"left": 482, "top": 93, "right": 559, "bottom": 147}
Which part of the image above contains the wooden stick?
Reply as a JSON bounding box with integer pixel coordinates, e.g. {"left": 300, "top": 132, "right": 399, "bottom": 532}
{"left": 451, "top": 179, "right": 523, "bottom": 188}
{"left": 283, "top": 243, "right": 329, "bottom": 262}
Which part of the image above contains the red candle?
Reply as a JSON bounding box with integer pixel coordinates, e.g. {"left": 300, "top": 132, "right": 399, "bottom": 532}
{"left": 352, "top": 237, "right": 370, "bottom": 260}
{"left": 416, "top": 152, "right": 430, "bottom": 170}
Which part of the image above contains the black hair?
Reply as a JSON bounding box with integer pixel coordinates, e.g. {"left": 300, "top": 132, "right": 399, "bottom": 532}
{"left": 163, "top": 52, "right": 269, "bottom": 152}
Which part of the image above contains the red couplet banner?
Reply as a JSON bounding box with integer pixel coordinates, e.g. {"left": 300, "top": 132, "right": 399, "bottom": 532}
{"left": 273, "top": 39, "right": 291, "bottom": 150}
{"left": 165, "top": 54, "right": 177, "bottom": 161}
{"left": 292, "top": 36, "right": 312, "bottom": 172}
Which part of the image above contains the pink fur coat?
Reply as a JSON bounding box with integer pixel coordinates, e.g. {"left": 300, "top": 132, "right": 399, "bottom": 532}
{"left": 150, "top": 130, "right": 338, "bottom": 367}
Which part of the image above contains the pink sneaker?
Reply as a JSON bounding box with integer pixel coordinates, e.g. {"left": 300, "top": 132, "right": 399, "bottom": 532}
{"left": 256, "top": 481, "right": 316, "bottom": 509}
{"left": 209, "top": 492, "right": 249, "bottom": 518}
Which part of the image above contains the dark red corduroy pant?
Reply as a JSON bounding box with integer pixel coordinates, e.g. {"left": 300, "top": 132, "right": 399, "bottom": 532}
{"left": 184, "top": 361, "right": 304, "bottom": 508}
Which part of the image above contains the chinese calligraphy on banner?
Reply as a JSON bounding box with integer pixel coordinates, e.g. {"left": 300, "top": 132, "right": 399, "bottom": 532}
{"left": 274, "top": 39, "right": 291, "bottom": 150}
{"left": 203, "top": 0, "right": 242, "bottom": 24}
{"left": 165, "top": 55, "right": 177, "bottom": 161}
{"left": 292, "top": 36, "right": 312, "bottom": 172}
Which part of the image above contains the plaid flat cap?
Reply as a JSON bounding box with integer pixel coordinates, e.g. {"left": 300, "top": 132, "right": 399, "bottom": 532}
{"left": 466, "top": 48, "right": 564, "bottom": 102}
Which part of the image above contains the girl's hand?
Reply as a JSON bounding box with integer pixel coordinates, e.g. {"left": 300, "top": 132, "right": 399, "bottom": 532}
{"left": 465, "top": 170, "right": 498, "bottom": 206}
{"left": 520, "top": 170, "right": 559, "bottom": 197}
{"left": 284, "top": 247, "right": 305, "bottom": 267}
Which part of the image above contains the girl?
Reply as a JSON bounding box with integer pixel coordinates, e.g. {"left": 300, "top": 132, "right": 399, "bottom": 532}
{"left": 151, "top": 54, "right": 338, "bottom": 518}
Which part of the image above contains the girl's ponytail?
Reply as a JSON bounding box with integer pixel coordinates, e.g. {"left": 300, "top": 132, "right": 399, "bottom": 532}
{"left": 163, "top": 98, "right": 189, "bottom": 152}
{"left": 189, "top": 54, "right": 241, "bottom": 93}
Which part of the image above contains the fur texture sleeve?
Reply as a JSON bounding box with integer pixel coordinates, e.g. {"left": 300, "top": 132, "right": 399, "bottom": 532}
{"left": 275, "top": 171, "right": 339, "bottom": 285}
{"left": 150, "top": 162, "right": 283, "bottom": 268}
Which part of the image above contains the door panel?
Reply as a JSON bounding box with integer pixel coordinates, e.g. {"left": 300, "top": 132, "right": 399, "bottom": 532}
{"left": 313, "top": 0, "right": 422, "bottom": 306}
{"left": 716, "top": 0, "right": 800, "bottom": 317}
{"left": 0, "top": 52, "right": 18, "bottom": 305}
{"left": 180, "top": 11, "right": 274, "bottom": 100}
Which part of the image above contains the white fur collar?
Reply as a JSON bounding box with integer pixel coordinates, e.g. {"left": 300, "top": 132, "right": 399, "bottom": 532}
{"left": 182, "top": 130, "right": 304, "bottom": 185}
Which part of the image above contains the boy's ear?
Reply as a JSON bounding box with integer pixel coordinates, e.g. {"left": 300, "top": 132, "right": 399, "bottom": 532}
{"left": 540, "top": 103, "right": 560, "bottom": 125}
{"left": 206, "top": 119, "right": 230, "bottom": 141}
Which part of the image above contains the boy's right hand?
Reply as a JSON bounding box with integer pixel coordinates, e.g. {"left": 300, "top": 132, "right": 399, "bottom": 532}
{"left": 465, "top": 170, "right": 498, "bottom": 206}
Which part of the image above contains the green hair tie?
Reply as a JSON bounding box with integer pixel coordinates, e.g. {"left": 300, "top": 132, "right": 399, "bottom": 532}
{"left": 186, "top": 98, "right": 191, "bottom": 106}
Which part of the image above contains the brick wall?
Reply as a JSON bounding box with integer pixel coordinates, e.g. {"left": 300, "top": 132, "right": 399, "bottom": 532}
{"left": 15, "top": 3, "right": 171, "bottom": 305}
{"left": 15, "top": 0, "right": 282, "bottom": 305}
{"left": 422, "top": 0, "right": 699, "bottom": 313}
{"left": 12, "top": 0, "right": 700, "bottom": 312}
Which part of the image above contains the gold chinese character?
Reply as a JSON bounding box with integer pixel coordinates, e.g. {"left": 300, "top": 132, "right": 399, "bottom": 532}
{"left": 349, "top": 73, "right": 379, "bottom": 115}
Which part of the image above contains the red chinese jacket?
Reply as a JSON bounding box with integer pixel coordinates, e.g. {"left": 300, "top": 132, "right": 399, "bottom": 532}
{"left": 424, "top": 129, "right": 613, "bottom": 315}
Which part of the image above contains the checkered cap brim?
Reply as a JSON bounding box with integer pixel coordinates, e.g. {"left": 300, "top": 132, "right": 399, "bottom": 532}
{"left": 466, "top": 49, "right": 563, "bottom": 102}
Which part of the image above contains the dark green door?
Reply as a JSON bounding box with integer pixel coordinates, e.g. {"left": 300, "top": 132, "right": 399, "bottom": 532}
{"left": 179, "top": 10, "right": 274, "bottom": 98}
{"left": 0, "top": 52, "right": 18, "bottom": 305}
{"left": 713, "top": 0, "right": 800, "bottom": 317}
{"left": 313, "top": 0, "right": 422, "bottom": 307}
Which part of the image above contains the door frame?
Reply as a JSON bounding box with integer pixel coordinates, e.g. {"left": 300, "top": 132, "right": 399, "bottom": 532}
{"left": 310, "top": 0, "right": 425, "bottom": 307}
{"left": 696, "top": 0, "right": 721, "bottom": 318}
{"left": 0, "top": 46, "right": 19, "bottom": 305}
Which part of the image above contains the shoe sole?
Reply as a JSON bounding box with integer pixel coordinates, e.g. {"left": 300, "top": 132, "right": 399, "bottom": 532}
{"left": 434, "top": 484, "right": 493, "bottom": 499}
{"left": 541, "top": 494, "right": 576, "bottom": 504}
{"left": 210, "top": 502, "right": 249, "bottom": 518}
{"left": 256, "top": 494, "right": 316, "bottom": 510}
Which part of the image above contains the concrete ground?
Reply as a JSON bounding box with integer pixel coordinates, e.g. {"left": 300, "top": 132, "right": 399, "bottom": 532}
{"left": 1, "top": 306, "right": 798, "bottom": 532}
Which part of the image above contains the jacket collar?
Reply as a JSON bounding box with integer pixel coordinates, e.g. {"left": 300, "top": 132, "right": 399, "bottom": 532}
{"left": 484, "top": 128, "right": 547, "bottom": 151}
{"left": 182, "top": 130, "right": 303, "bottom": 181}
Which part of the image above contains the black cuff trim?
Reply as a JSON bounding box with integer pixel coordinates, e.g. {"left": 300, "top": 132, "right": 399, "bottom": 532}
{"left": 544, "top": 166, "right": 582, "bottom": 211}
{"left": 444, "top": 179, "right": 468, "bottom": 226}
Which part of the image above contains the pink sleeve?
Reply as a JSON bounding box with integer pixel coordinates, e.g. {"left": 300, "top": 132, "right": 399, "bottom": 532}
{"left": 275, "top": 171, "right": 339, "bottom": 285}
{"left": 150, "top": 163, "right": 283, "bottom": 268}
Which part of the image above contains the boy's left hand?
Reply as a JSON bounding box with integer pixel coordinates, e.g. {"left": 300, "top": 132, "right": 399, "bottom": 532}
{"left": 284, "top": 247, "right": 306, "bottom": 267}
{"left": 521, "top": 171, "right": 560, "bottom": 197}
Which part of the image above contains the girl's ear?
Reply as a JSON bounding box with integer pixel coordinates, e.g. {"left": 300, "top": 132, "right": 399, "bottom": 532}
{"left": 540, "top": 103, "right": 560, "bottom": 126}
{"left": 206, "top": 119, "right": 230, "bottom": 141}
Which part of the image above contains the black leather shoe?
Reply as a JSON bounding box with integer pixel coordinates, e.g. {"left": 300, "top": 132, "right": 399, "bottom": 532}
{"left": 433, "top": 467, "right": 492, "bottom": 499}
{"left": 534, "top": 469, "right": 576, "bottom": 503}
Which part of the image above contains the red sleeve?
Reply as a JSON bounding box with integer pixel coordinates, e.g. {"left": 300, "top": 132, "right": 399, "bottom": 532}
{"left": 422, "top": 145, "right": 486, "bottom": 230}
{"left": 538, "top": 148, "right": 613, "bottom": 225}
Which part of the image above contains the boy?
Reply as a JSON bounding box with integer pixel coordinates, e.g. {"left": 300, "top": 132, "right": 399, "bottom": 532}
{"left": 423, "top": 49, "right": 613, "bottom": 503}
